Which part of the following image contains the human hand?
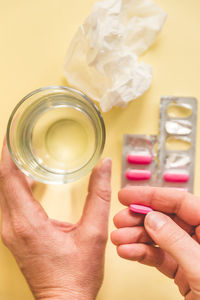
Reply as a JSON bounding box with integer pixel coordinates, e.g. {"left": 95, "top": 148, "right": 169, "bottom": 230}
{"left": 0, "top": 141, "right": 112, "bottom": 300}
{"left": 111, "top": 186, "right": 200, "bottom": 300}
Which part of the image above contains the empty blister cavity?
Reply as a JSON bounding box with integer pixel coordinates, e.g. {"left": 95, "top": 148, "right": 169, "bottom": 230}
{"left": 165, "top": 120, "right": 192, "bottom": 135}
{"left": 165, "top": 153, "right": 190, "bottom": 168}
{"left": 126, "top": 169, "right": 151, "bottom": 181}
{"left": 163, "top": 170, "right": 189, "bottom": 183}
{"left": 165, "top": 136, "right": 191, "bottom": 151}
{"left": 167, "top": 103, "right": 192, "bottom": 118}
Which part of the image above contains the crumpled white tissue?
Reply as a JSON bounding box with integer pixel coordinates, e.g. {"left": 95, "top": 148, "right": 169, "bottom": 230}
{"left": 63, "top": 0, "right": 167, "bottom": 112}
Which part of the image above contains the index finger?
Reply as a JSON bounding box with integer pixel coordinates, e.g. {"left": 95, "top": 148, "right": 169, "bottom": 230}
{"left": 119, "top": 186, "right": 200, "bottom": 226}
{"left": 0, "top": 141, "right": 47, "bottom": 219}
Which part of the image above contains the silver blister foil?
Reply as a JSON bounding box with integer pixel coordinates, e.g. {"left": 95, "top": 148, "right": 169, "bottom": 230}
{"left": 121, "top": 135, "right": 157, "bottom": 188}
{"left": 159, "top": 97, "right": 197, "bottom": 192}
{"left": 165, "top": 153, "right": 191, "bottom": 169}
{"left": 165, "top": 120, "right": 192, "bottom": 135}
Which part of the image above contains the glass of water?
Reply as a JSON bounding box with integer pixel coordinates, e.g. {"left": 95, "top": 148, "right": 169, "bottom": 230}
{"left": 7, "top": 86, "right": 105, "bottom": 184}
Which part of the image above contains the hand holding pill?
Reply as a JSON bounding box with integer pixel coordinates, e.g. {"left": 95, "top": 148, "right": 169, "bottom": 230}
{"left": 112, "top": 186, "right": 200, "bottom": 300}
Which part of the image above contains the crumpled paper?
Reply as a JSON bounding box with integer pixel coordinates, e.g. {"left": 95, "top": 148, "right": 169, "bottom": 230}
{"left": 63, "top": 0, "right": 167, "bottom": 112}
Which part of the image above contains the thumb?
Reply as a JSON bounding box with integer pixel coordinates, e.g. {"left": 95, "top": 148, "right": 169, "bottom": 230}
{"left": 80, "top": 158, "right": 112, "bottom": 235}
{"left": 145, "top": 212, "right": 200, "bottom": 279}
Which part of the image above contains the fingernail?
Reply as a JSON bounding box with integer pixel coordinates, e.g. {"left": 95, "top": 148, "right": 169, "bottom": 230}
{"left": 145, "top": 211, "right": 167, "bottom": 231}
{"left": 102, "top": 157, "right": 112, "bottom": 169}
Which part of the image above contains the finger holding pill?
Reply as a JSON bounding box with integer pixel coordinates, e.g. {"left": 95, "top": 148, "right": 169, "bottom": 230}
{"left": 119, "top": 186, "right": 200, "bottom": 226}
{"left": 111, "top": 226, "right": 154, "bottom": 246}
{"left": 113, "top": 207, "right": 145, "bottom": 228}
{"left": 115, "top": 200, "right": 192, "bottom": 235}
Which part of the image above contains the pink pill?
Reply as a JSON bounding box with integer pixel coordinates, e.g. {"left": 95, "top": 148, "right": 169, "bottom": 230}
{"left": 163, "top": 172, "right": 189, "bottom": 183}
{"left": 127, "top": 154, "right": 153, "bottom": 165}
{"left": 126, "top": 169, "right": 151, "bottom": 181}
{"left": 129, "top": 204, "right": 153, "bottom": 215}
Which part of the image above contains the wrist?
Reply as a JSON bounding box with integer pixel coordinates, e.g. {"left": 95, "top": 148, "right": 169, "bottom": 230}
{"left": 34, "top": 288, "right": 95, "bottom": 300}
{"left": 37, "top": 295, "right": 94, "bottom": 300}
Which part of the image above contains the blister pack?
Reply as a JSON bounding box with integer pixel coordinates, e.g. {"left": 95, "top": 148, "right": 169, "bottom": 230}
{"left": 158, "top": 97, "right": 197, "bottom": 192}
{"left": 121, "top": 135, "right": 157, "bottom": 187}
{"left": 121, "top": 96, "right": 198, "bottom": 192}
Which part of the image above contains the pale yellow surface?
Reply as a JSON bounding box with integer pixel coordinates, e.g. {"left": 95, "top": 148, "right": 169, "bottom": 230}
{"left": 0, "top": 0, "right": 200, "bottom": 299}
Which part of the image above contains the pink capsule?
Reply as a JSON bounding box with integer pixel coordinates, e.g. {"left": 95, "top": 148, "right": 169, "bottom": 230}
{"left": 127, "top": 154, "right": 153, "bottom": 165}
{"left": 126, "top": 169, "right": 151, "bottom": 181}
{"left": 129, "top": 204, "right": 153, "bottom": 215}
{"left": 163, "top": 172, "right": 189, "bottom": 183}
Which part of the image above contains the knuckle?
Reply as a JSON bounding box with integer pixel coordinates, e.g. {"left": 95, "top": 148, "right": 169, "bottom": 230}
{"left": 174, "top": 274, "right": 179, "bottom": 285}
{"left": 96, "top": 188, "right": 111, "bottom": 203}
{"left": 87, "top": 227, "right": 108, "bottom": 244}
{"left": 12, "top": 219, "right": 34, "bottom": 241}
{"left": 1, "top": 229, "right": 13, "bottom": 247}
{"left": 137, "top": 250, "right": 147, "bottom": 264}
{"left": 164, "top": 228, "right": 186, "bottom": 247}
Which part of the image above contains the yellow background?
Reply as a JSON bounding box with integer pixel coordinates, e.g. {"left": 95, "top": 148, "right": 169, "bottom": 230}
{"left": 0, "top": 0, "right": 200, "bottom": 299}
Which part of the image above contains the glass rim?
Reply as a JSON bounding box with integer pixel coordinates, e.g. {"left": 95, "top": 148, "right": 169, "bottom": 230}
{"left": 6, "top": 85, "right": 106, "bottom": 184}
